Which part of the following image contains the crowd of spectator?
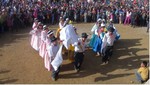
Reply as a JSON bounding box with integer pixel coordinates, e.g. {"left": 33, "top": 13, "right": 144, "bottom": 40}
{"left": 0, "top": 0, "right": 149, "bottom": 33}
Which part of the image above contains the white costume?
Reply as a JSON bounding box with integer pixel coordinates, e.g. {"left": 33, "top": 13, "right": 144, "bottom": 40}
{"left": 47, "top": 43, "right": 59, "bottom": 71}
{"left": 59, "top": 24, "right": 78, "bottom": 49}
{"left": 59, "top": 21, "right": 64, "bottom": 29}
{"left": 51, "top": 45, "right": 63, "bottom": 71}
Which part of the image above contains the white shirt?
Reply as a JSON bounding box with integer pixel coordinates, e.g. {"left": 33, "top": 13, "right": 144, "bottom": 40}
{"left": 47, "top": 44, "right": 59, "bottom": 60}
{"left": 73, "top": 38, "right": 88, "bottom": 52}
{"left": 91, "top": 24, "right": 99, "bottom": 33}
{"left": 45, "top": 37, "right": 51, "bottom": 49}
{"left": 103, "top": 32, "right": 116, "bottom": 46}
{"left": 126, "top": 11, "right": 131, "bottom": 17}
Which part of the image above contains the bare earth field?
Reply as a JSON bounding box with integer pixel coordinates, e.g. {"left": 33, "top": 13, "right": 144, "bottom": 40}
{"left": 0, "top": 23, "right": 149, "bottom": 84}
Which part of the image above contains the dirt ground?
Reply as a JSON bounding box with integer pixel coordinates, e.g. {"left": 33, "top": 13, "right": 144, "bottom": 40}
{"left": 0, "top": 23, "right": 149, "bottom": 84}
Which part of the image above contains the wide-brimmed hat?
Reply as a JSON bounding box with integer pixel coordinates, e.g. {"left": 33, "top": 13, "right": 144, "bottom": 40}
{"left": 108, "top": 27, "right": 115, "bottom": 32}
{"left": 82, "top": 33, "right": 88, "bottom": 38}
{"left": 50, "top": 36, "right": 57, "bottom": 42}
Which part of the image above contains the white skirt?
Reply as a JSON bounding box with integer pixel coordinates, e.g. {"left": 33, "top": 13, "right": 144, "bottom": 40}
{"left": 31, "top": 34, "right": 40, "bottom": 51}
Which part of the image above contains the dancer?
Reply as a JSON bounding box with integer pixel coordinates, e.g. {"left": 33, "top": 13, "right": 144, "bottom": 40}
{"left": 73, "top": 33, "right": 88, "bottom": 72}
{"left": 39, "top": 25, "right": 49, "bottom": 58}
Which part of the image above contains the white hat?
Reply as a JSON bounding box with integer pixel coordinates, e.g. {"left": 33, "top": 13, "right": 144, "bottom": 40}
{"left": 97, "top": 18, "right": 101, "bottom": 22}
{"left": 43, "top": 25, "right": 47, "bottom": 28}
{"left": 38, "top": 22, "right": 42, "bottom": 25}
{"left": 110, "top": 19, "right": 113, "bottom": 22}
{"left": 102, "top": 19, "right": 105, "bottom": 21}
{"left": 66, "top": 18, "right": 69, "bottom": 21}
{"left": 101, "top": 23, "right": 105, "bottom": 27}
{"left": 43, "top": 25, "right": 47, "bottom": 30}
{"left": 60, "top": 17, "right": 63, "bottom": 19}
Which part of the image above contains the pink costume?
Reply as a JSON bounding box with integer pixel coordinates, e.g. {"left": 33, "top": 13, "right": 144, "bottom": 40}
{"left": 30, "top": 22, "right": 37, "bottom": 48}
{"left": 39, "top": 30, "right": 47, "bottom": 58}
{"left": 31, "top": 27, "right": 41, "bottom": 51}
{"left": 124, "top": 11, "right": 131, "bottom": 25}
{"left": 44, "top": 37, "right": 52, "bottom": 71}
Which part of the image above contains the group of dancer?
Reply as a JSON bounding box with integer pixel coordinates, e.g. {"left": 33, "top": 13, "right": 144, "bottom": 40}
{"left": 89, "top": 18, "right": 120, "bottom": 64}
{"left": 30, "top": 17, "right": 90, "bottom": 81}
{"left": 29, "top": 16, "right": 120, "bottom": 81}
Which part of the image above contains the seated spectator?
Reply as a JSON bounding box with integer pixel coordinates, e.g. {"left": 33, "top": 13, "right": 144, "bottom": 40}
{"left": 135, "top": 61, "right": 149, "bottom": 83}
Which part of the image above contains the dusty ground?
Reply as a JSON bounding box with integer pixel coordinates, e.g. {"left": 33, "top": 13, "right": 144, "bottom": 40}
{"left": 0, "top": 23, "right": 149, "bottom": 84}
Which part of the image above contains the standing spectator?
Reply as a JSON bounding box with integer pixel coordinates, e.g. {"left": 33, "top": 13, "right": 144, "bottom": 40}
{"left": 124, "top": 9, "right": 131, "bottom": 25}
{"left": 84, "top": 9, "right": 87, "bottom": 23}
{"left": 6, "top": 15, "right": 13, "bottom": 32}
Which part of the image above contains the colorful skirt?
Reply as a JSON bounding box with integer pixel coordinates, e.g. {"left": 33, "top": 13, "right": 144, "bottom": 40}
{"left": 89, "top": 34, "right": 97, "bottom": 48}
{"left": 93, "top": 36, "right": 102, "bottom": 52}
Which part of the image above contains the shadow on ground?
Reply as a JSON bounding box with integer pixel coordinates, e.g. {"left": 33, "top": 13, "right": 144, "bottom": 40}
{"left": 0, "top": 28, "right": 30, "bottom": 48}
{"left": 0, "top": 70, "right": 18, "bottom": 84}
{"left": 59, "top": 38, "right": 149, "bottom": 82}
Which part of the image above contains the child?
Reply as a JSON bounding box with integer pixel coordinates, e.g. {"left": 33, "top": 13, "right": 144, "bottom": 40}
{"left": 73, "top": 33, "right": 88, "bottom": 72}
{"left": 101, "top": 27, "right": 116, "bottom": 64}
{"left": 135, "top": 61, "right": 149, "bottom": 83}
{"left": 39, "top": 25, "right": 48, "bottom": 58}
{"left": 48, "top": 36, "right": 59, "bottom": 81}
{"left": 44, "top": 30, "right": 54, "bottom": 71}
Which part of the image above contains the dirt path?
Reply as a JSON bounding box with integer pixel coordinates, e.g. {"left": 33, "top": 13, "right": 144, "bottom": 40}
{"left": 0, "top": 23, "right": 149, "bottom": 84}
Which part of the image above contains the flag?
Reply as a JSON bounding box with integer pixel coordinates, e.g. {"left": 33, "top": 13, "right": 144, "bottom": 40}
{"left": 60, "top": 24, "right": 78, "bottom": 49}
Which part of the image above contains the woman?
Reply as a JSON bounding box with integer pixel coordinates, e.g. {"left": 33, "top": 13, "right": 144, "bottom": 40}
{"left": 124, "top": 9, "right": 132, "bottom": 25}
{"left": 89, "top": 18, "right": 101, "bottom": 48}
{"left": 30, "top": 19, "right": 38, "bottom": 49}
{"left": 31, "top": 22, "right": 43, "bottom": 51}
{"left": 93, "top": 23, "right": 107, "bottom": 56}
{"left": 39, "top": 25, "right": 49, "bottom": 58}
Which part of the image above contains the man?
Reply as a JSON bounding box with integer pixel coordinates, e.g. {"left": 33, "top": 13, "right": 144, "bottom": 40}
{"left": 47, "top": 36, "right": 60, "bottom": 81}
{"left": 101, "top": 26, "right": 116, "bottom": 64}
{"left": 73, "top": 33, "right": 88, "bottom": 72}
